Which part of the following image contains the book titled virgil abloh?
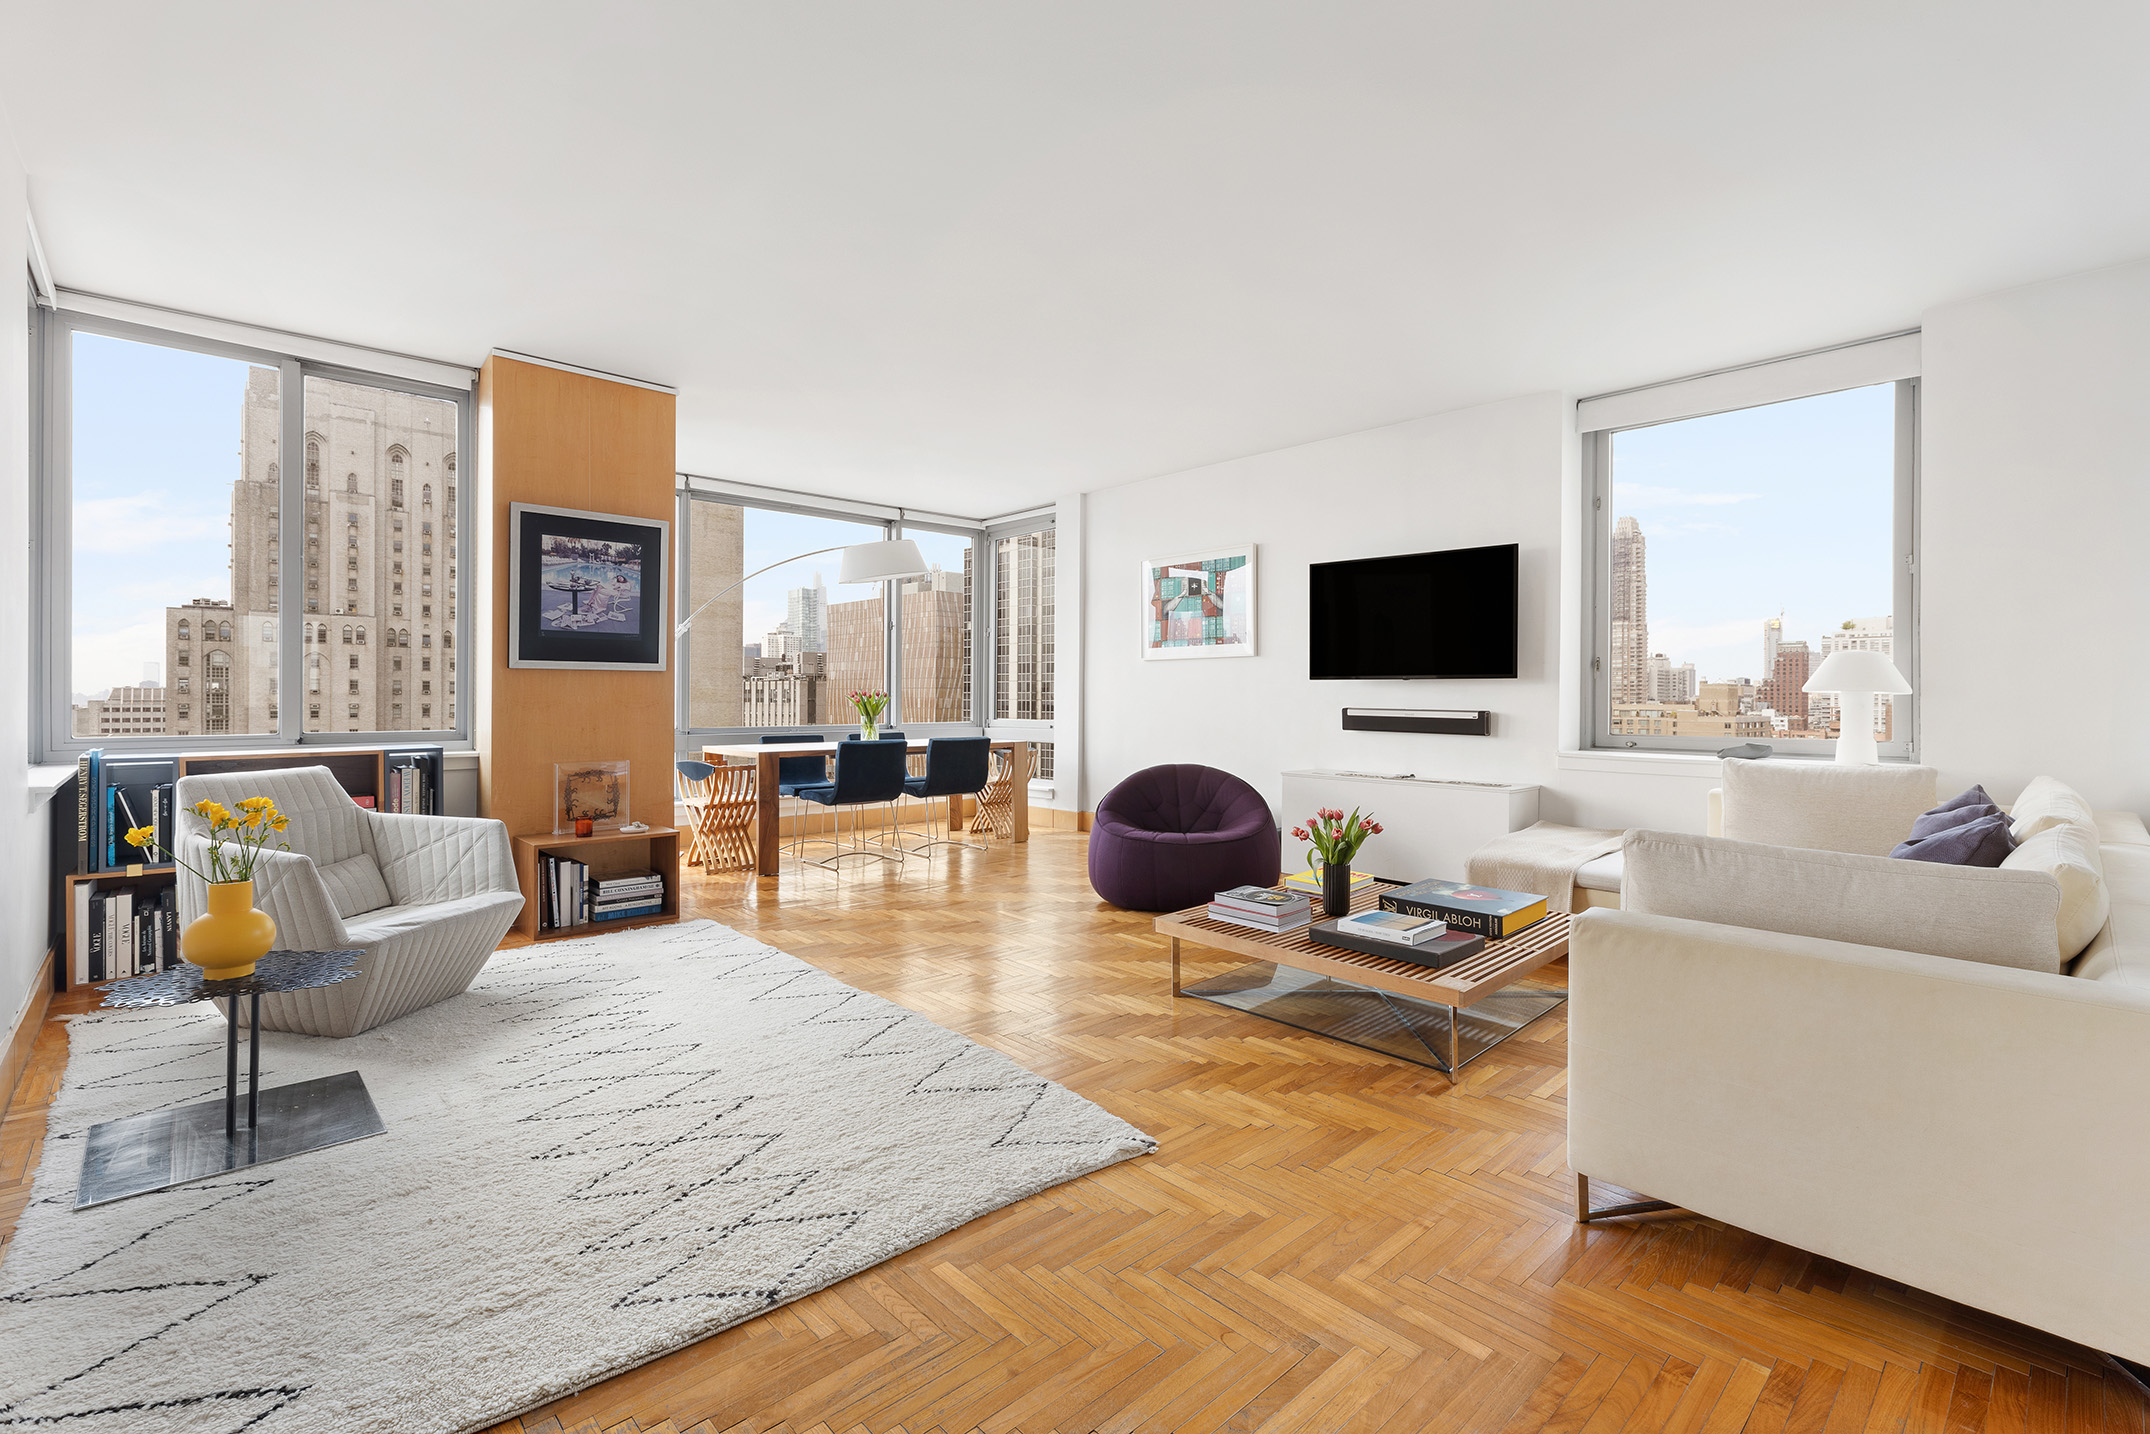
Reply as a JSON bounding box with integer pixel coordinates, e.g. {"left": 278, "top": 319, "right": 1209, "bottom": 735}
{"left": 1378, "top": 879, "right": 1547, "bottom": 940}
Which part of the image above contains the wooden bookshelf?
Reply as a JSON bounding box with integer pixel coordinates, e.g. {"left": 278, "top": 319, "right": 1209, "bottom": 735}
{"left": 49, "top": 743, "right": 447, "bottom": 990}
{"left": 511, "top": 827, "right": 681, "bottom": 941}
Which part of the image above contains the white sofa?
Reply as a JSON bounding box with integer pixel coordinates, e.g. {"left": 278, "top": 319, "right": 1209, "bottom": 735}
{"left": 176, "top": 765, "right": 525, "bottom": 1038}
{"left": 1568, "top": 761, "right": 2150, "bottom": 1363}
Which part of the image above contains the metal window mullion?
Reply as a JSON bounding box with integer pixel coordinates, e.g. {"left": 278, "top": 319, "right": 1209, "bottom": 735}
{"left": 1891, "top": 376, "right": 1921, "bottom": 759}
{"left": 881, "top": 520, "right": 899, "bottom": 724}
{"left": 673, "top": 489, "right": 692, "bottom": 733}
{"left": 278, "top": 358, "right": 305, "bottom": 742}
{"left": 36, "top": 309, "right": 70, "bottom": 757}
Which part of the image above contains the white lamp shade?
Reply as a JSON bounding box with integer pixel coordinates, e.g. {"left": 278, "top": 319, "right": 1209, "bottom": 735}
{"left": 1803, "top": 649, "right": 1912, "bottom": 695}
{"left": 838, "top": 539, "right": 930, "bottom": 585}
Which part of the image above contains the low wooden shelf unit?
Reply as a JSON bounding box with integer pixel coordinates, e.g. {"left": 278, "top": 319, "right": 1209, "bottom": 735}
{"left": 511, "top": 827, "right": 681, "bottom": 941}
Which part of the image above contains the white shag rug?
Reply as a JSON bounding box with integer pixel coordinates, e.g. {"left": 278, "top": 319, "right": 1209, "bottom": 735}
{"left": 0, "top": 919, "right": 1154, "bottom": 1433}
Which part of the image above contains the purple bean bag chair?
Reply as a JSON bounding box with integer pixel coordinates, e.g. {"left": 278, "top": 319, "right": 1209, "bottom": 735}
{"left": 1088, "top": 764, "right": 1279, "bottom": 912}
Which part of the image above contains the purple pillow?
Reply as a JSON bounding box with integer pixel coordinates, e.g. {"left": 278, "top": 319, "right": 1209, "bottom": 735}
{"left": 1892, "top": 810, "right": 2015, "bottom": 866}
{"left": 1930, "top": 783, "right": 1995, "bottom": 814}
{"left": 1908, "top": 800, "right": 2006, "bottom": 840}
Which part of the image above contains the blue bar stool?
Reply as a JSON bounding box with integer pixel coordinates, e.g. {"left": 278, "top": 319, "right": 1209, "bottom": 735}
{"left": 789, "top": 739, "right": 912, "bottom": 869}
{"left": 900, "top": 737, "right": 992, "bottom": 858}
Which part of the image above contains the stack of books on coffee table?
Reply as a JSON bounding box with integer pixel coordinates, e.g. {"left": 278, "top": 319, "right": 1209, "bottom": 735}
{"left": 1207, "top": 885, "right": 1312, "bottom": 934}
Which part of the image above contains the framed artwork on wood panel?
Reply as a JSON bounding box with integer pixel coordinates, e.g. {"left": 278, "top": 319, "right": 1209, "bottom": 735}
{"left": 508, "top": 503, "right": 670, "bottom": 670}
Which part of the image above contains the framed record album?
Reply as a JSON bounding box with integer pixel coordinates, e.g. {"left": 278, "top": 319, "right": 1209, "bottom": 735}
{"left": 508, "top": 503, "right": 670, "bottom": 670}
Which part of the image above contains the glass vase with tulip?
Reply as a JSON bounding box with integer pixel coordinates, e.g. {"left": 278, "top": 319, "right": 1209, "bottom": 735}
{"left": 849, "top": 689, "right": 890, "bottom": 742}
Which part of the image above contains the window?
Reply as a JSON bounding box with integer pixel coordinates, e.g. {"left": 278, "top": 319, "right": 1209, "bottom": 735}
{"left": 40, "top": 311, "right": 470, "bottom": 752}
{"left": 898, "top": 528, "right": 973, "bottom": 724}
{"left": 348, "top": 654, "right": 359, "bottom": 670}
{"left": 679, "top": 500, "right": 888, "bottom": 730}
{"left": 1582, "top": 339, "right": 1916, "bottom": 756}
{"left": 989, "top": 523, "right": 1055, "bottom": 779}
{"left": 300, "top": 375, "right": 459, "bottom": 734}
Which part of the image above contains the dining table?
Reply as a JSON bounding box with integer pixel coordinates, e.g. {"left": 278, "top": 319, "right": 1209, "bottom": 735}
{"left": 699, "top": 738, "right": 1031, "bottom": 876}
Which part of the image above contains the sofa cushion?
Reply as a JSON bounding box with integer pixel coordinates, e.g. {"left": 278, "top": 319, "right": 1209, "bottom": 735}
{"left": 2000, "top": 821, "right": 2108, "bottom": 959}
{"left": 1892, "top": 811, "right": 2016, "bottom": 867}
{"left": 1718, "top": 760, "right": 1938, "bottom": 857}
{"left": 2095, "top": 810, "right": 2150, "bottom": 847}
{"left": 317, "top": 853, "right": 394, "bottom": 920}
{"left": 2009, "top": 776, "right": 2096, "bottom": 844}
{"left": 1622, "top": 829, "right": 2064, "bottom": 973}
{"left": 2072, "top": 843, "right": 2150, "bottom": 986}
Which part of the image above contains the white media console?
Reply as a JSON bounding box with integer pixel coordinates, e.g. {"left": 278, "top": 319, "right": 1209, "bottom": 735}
{"left": 1279, "top": 770, "right": 1539, "bottom": 884}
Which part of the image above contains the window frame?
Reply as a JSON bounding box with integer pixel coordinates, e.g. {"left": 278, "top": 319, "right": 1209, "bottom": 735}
{"left": 1579, "top": 345, "right": 1919, "bottom": 760}
{"left": 672, "top": 487, "right": 1032, "bottom": 748}
{"left": 979, "top": 512, "right": 1057, "bottom": 784}
{"left": 33, "top": 306, "right": 475, "bottom": 759}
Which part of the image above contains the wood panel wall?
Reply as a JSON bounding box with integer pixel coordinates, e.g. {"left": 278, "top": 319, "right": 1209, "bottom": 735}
{"left": 475, "top": 356, "right": 676, "bottom": 839}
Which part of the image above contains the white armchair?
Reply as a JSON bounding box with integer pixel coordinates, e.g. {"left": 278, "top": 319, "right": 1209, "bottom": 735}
{"left": 175, "top": 765, "right": 524, "bottom": 1037}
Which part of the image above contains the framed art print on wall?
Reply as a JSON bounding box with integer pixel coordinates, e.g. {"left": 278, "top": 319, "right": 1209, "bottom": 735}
{"left": 509, "top": 503, "right": 670, "bottom": 671}
{"left": 1142, "top": 545, "right": 1257, "bottom": 660}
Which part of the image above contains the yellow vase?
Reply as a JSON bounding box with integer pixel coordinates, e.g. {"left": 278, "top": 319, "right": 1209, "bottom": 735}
{"left": 184, "top": 880, "right": 277, "bottom": 981}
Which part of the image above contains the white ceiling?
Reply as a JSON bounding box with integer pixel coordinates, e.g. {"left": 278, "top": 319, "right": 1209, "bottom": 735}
{"left": 8, "top": 2, "right": 2150, "bottom": 518}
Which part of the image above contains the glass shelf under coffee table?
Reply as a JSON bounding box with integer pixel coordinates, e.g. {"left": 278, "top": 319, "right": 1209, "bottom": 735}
{"left": 75, "top": 949, "right": 386, "bottom": 1210}
{"left": 1158, "top": 883, "right": 1571, "bottom": 1076}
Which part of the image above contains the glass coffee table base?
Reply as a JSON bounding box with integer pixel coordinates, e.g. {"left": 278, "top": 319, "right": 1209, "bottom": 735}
{"left": 1179, "top": 961, "right": 1567, "bottom": 1074}
{"left": 75, "top": 1071, "right": 385, "bottom": 1210}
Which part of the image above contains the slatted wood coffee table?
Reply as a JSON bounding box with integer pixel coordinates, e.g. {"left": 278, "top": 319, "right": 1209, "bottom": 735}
{"left": 1158, "top": 880, "right": 1570, "bottom": 1076}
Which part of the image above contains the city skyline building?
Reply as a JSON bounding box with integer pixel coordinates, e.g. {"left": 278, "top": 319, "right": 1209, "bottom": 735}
{"left": 786, "top": 579, "right": 828, "bottom": 654}
{"left": 74, "top": 368, "right": 460, "bottom": 739}
{"left": 1609, "top": 515, "right": 1649, "bottom": 703}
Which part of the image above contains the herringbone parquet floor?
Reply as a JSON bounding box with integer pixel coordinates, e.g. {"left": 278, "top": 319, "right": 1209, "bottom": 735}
{"left": 4, "top": 830, "right": 2140, "bottom": 1434}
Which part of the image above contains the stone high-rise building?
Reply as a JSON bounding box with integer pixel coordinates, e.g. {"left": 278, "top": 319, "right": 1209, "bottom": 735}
{"left": 161, "top": 368, "right": 459, "bottom": 737}
{"left": 1646, "top": 652, "right": 1696, "bottom": 704}
{"left": 684, "top": 499, "right": 745, "bottom": 728}
{"left": 1609, "top": 516, "right": 1648, "bottom": 703}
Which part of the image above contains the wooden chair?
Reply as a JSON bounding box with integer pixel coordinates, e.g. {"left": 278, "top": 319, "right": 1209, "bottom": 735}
{"left": 969, "top": 748, "right": 1016, "bottom": 840}
{"left": 677, "top": 760, "right": 758, "bottom": 873}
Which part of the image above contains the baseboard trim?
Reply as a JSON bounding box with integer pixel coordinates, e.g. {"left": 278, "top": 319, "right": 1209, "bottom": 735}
{"left": 0, "top": 948, "right": 56, "bottom": 1125}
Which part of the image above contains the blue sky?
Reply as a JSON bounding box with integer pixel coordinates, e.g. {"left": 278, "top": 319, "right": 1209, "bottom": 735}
{"left": 1611, "top": 382, "right": 1896, "bottom": 684}
{"left": 70, "top": 332, "right": 255, "bottom": 697}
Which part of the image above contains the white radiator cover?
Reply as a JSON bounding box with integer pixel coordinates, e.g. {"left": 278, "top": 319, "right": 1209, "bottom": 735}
{"left": 1279, "top": 770, "right": 1540, "bottom": 885}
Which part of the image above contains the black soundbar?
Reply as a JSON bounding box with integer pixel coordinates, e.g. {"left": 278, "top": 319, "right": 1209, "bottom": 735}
{"left": 1340, "top": 707, "right": 1491, "bottom": 736}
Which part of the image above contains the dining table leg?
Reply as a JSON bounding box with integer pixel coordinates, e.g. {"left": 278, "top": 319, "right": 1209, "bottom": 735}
{"left": 755, "top": 750, "right": 781, "bottom": 877}
{"left": 1011, "top": 741, "right": 1030, "bottom": 842}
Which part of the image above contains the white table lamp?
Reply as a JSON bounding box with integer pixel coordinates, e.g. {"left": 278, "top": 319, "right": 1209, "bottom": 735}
{"left": 1803, "top": 650, "right": 1912, "bottom": 765}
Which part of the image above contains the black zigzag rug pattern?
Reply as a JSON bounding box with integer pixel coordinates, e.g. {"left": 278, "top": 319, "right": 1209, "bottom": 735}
{"left": 0, "top": 919, "right": 1155, "bottom": 1434}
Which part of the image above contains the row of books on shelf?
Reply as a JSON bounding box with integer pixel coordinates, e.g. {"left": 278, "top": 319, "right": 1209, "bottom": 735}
{"left": 68, "top": 748, "right": 443, "bottom": 874}
{"left": 71, "top": 884, "right": 179, "bottom": 984}
{"left": 539, "top": 859, "right": 666, "bottom": 932}
{"left": 1205, "top": 874, "right": 1554, "bottom": 969}
{"left": 383, "top": 760, "right": 434, "bottom": 815}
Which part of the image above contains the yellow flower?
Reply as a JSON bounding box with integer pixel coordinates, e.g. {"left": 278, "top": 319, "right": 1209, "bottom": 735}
{"left": 192, "top": 799, "right": 233, "bottom": 827}
{"left": 125, "top": 825, "right": 156, "bottom": 849}
{"left": 238, "top": 796, "right": 275, "bottom": 812}
{"left": 270, "top": 815, "right": 289, "bottom": 832}
{"left": 244, "top": 808, "right": 268, "bottom": 828}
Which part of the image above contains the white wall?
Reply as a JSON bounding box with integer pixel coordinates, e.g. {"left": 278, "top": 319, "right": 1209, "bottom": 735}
{"left": 1, "top": 106, "right": 56, "bottom": 1048}
{"left": 1920, "top": 258, "right": 2150, "bottom": 812}
{"left": 1081, "top": 391, "right": 1713, "bottom": 833}
{"left": 1079, "top": 255, "right": 2150, "bottom": 847}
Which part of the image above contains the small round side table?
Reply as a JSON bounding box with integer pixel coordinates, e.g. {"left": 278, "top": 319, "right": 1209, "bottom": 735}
{"left": 77, "top": 949, "right": 384, "bottom": 1210}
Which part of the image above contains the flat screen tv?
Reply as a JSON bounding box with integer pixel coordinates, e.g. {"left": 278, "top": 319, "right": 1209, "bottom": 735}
{"left": 1309, "top": 543, "right": 1519, "bottom": 679}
